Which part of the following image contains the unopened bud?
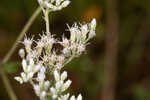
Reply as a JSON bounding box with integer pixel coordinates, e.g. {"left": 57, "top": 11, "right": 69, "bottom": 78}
{"left": 61, "top": 0, "right": 70, "bottom": 8}
{"left": 19, "top": 49, "right": 25, "bottom": 58}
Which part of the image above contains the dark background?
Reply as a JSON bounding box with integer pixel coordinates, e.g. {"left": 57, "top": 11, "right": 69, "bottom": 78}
{"left": 0, "top": 0, "right": 150, "bottom": 100}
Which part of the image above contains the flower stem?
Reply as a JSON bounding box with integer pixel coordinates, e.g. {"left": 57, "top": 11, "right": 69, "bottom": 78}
{"left": 0, "top": 68, "right": 17, "bottom": 100}
{"left": 44, "top": 10, "right": 50, "bottom": 35}
{"left": 0, "top": 7, "right": 42, "bottom": 100}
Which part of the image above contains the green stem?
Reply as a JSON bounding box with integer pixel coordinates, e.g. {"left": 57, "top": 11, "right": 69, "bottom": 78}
{"left": 2, "top": 7, "right": 41, "bottom": 64}
{"left": 0, "top": 69, "right": 17, "bottom": 100}
{"left": 64, "top": 55, "right": 76, "bottom": 66}
{"left": 44, "top": 10, "right": 50, "bottom": 35}
{"left": 0, "top": 7, "right": 42, "bottom": 100}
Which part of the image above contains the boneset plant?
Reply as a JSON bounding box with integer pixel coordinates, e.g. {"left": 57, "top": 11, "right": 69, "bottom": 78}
{"left": 14, "top": 0, "right": 96, "bottom": 100}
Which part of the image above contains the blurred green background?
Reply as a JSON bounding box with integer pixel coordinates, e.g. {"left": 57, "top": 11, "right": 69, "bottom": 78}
{"left": 0, "top": 0, "right": 150, "bottom": 100}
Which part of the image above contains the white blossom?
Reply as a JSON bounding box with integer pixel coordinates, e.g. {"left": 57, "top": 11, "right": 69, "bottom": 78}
{"left": 62, "top": 80, "right": 72, "bottom": 92}
{"left": 33, "top": 85, "right": 41, "bottom": 95}
{"left": 22, "top": 59, "right": 27, "bottom": 72}
{"left": 40, "top": 91, "right": 47, "bottom": 99}
{"left": 14, "top": 77, "right": 23, "bottom": 84}
{"left": 15, "top": 1, "right": 96, "bottom": 100}
{"left": 61, "top": 71, "right": 67, "bottom": 81}
{"left": 19, "top": 49, "right": 25, "bottom": 58}
{"left": 44, "top": 81, "right": 50, "bottom": 89}
{"left": 70, "top": 95, "right": 76, "bottom": 100}
{"left": 90, "top": 18, "right": 96, "bottom": 30}
{"left": 77, "top": 94, "right": 82, "bottom": 100}
{"left": 54, "top": 70, "right": 60, "bottom": 82}
{"left": 56, "top": 80, "right": 63, "bottom": 90}
{"left": 61, "top": 0, "right": 70, "bottom": 8}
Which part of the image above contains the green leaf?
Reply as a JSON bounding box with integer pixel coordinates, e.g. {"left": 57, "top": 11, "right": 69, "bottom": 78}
{"left": 3, "top": 62, "right": 20, "bottom": 74}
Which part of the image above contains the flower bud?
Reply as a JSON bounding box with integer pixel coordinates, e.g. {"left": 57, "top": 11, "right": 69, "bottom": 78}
{"left": 56, "top": 0, "right": 61, "bottom": 6}
{"left": 40, "top": 91, "right": 46, "bottom": 99}
{"left": 70, "top": 95, "right": 76, "bottom": 100}
{"left": 52, "top": 94, "right": 58, "bottom": 99}
{"left": 62, "top": 80, "right": 72, "bottom": 92}
{"left": 21, "top": 72, "right": 27, "bottom": 82}
{"left": 78, "top": 44, "right": 85, "bottom": 53}
{"left": 90, "top": 18, "right": 96, "bottom": 30}
{"left": 81, "top": 24, "right": 88, "bottom": 35}
{"left": 54, "top": 70, "right": 60, "bottom": 82}
{"left": 61, "top": 0, "right": 70, "bottom": 8}
{"left": 88, "top": 30, "right": 96, "bottom": 39}
{"left": 37, "top": 71, "right": 45, "bottom": 82}
{"left": 27, "top": 72, "right": 34, "bottom": 79}
{"left": 56, "top": 81, "right": 63, "bottom": 90}
{"left": 19, "top": 49, "right": 25, "bottom": 58}
{"left": 14, "top": 77, "right": 23, "bottom": 84}
{"left": 22, "top": 59, "right": 27, "bottom": 71}
{"left": 50, "top": 87, "right": 56, "bottom": 95}
{"left": 34, "top": 64, "right": 41, "bottom": 72}
{"left": 44, "top": 81, "right": 50, "bottom": 88}
{"left": 61, "top": 71, "right": 67, "bottom": 81}
{"left": 38, "top": 0, "right": 43, "bottom": 4}
{"left": 77, "top": 94, "right": 82, "bottom": 100}
{"left": 27, "top": 65, "right": 32, "bottom": 72}
{"left": 33, "top": 85, "right": 40, "bottom": 95}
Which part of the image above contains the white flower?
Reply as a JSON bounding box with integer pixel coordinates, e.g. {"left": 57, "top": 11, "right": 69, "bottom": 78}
{"left": 19, "top": 49, "right": 25, "bottom": 58}
{"left": 37, "top": 71, "right": 45, "bottom": 82}
{"left": 61, "top": 38, "right": 70, "bottom": 47}
{"left": 61, "top": 0, "right": 70, "bottom": 8}
{"left": 27, "top": 72, "right": 34, "bottom": 79}
{"left": 38, "top": 0, "right": 70, "bottom": 11}
{"left": 54, "top": 70, "right": 60, "bottom": 82}
{"left": 36, "top": 40, "right": 44, "bottom": 48}
{"left": 77, "top": 94, "right": 82, "bottom": 100}
{"left": 50, "top": 87, "right": 57, "bottom": 95}
{"left": 56, "top": 81, "right": 63, "bottom": 90}
{"left": 40, "top": 66, "right": 46, "bottom": 73}
{"left": 70, "top": 27, "right": 78, "bottom": 42}
{"left": 77, "top": 44, "right": 85, "bottom": 53}
{"left": 40, "top": 91, "right": 47, "bottom": 99}
{"left": 70, "top": 95, "right": 76, "bottom": 100}
{"left": 56, "top": 0, "right": 61, "bottom": 6}
{"left": 59, "top": 93, "right": 70, "bottom": 100}
{"left": 14, "top": 77, "right": 23, "bottom": 84}
{"left": 63, "top": 48, "right": 70, "bottom": 55}
{"left": 33, "top": 85, "right": 41, "bottom": 95}
{"left": 22, "top": 59, "right": 27, "bottom": 72}
{"left": 27, "top": 65, "right": 32, "bottom": 72}
{"left": 52, "top": 94, "right": 58, "bottom": 99}
{"left": 38, "top": 0, "right": 42, "bottom": 4}
{"left": 81, "top": 24, "right": 88, "bottom": 35}
{"left": 89, "top": 30, "right": 96, "bottom": 39}
{"left": 61, "top": 71, "right": 67, "bottom": 81}
{"left": 23, "top": 37, "right": 33, "bottom": 46}
{"left": 21, "top": 72, "right": 28, "bottom": 82}
{"left": 62, "top": 80, "right": 72, "bottom": 92}
{"left": 34, "top": 64, "right": 41, "bottom": 72}
{"left": 90, "top": 18, "right": 96, "bottom": 30}
{"left": 23, "top": 37, "right": 33, "bottom": 53}
{"left": 44, "top": 81, "right": 50, "bottom": 88}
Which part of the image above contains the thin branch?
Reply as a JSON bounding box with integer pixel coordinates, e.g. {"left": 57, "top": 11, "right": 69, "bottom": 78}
{"left": 2, "top": 7, "right": 41, "bottom": 64}
{"left": 44, "top": 10, "right": 50, "bottom": 35}
{"left": 101, "top": 0, "right": 119, "bottom": 100}
{"left": 0, "top": 7, "right": 41, "bottom": 100}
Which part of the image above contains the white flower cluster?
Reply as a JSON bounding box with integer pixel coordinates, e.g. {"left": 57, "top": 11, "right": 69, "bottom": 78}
{"left": 15, "top": 0, "right": 96, "bottom": 100}
{"left": 14, "top": 58, "right": 41, "bottom": 84}
{"left": 61, "top": 19, "right": 96, "bottom": 59}
{"left": 38, "top": 0, "right": 70, "bottom": 11}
